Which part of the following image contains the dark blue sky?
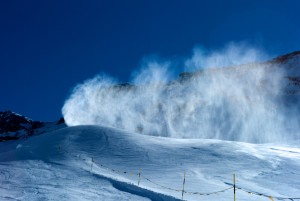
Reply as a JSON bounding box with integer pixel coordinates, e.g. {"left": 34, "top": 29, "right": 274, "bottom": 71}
{"left": 1, "top": 0, "right": 300, "bottom": 121}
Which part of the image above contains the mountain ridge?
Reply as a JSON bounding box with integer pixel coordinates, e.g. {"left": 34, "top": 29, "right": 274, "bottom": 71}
{"left": 0, "top": 111, "right": 66, "bottom": 142}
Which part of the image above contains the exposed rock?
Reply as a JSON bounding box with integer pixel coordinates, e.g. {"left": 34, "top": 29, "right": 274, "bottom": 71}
{"left": 57, "top": 117, "right": 65, "bottom": 125}
{"left": 0, "top": 111, "right": 44, "bottom": 134}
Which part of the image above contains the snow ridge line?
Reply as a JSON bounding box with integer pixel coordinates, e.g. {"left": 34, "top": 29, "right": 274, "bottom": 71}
{"left": 57, "top": 145, "right": 235, "bottom": 199}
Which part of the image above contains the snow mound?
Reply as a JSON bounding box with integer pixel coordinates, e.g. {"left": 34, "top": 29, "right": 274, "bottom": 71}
{"left": 0, "top": 125, "right": 300, "bottom": 200}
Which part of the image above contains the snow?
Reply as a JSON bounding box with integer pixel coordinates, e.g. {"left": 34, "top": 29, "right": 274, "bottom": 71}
{"left": 62, "top": 52, "right": 300, "bottom": 144}
{"left": 1, "top": 125, "right": 299, "bottom": 200}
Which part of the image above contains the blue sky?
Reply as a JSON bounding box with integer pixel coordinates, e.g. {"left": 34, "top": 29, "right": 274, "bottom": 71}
{"left": 1, "top": 0, "right": 300, "bottom": 121}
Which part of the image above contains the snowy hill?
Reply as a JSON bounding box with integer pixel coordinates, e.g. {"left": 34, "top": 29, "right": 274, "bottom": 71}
{"left": 1, "top": 125, "right": 300, "bottom": 201}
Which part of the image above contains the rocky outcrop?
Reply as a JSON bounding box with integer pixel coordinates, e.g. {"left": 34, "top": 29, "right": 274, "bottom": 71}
{"left": 0, "top": 111, "right": 67, "bottom": 142}
{"left": 0, "top": 111, "right": 44, "bottom": 134}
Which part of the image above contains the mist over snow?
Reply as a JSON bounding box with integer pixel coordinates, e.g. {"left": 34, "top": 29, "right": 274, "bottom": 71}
{"left": 62, "top": 43, "right": 300, "bottom": 144}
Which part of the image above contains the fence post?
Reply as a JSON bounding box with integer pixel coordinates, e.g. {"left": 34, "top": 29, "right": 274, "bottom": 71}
{"left": 182, "top": 172, "right": 186, "bottom": 200}
{"left": 234, "top": 174, "right": 236, "bottom": 201}
{"left": 91, "top": 154, "right": 94, "bottom": 171}
{"left": 138, "top": 168, "right": 141, "bottom": 186}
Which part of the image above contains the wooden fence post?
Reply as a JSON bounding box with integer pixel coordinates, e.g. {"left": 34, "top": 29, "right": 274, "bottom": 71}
{"left": 182, "top": 172, "right": 186, "bottom": 200}
{"left": 91, "top": 154, "right": 94, "bottom": 171}
{"left": 138, "top": 168, "right": 141, "bottom": 186}
{"left": 234, "top": 174, "right": 236, "bottom": 201}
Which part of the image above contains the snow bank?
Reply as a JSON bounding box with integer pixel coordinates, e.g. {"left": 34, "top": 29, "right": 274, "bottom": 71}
{"left": 1, "top": 125, "right": 299, "bottom": 200}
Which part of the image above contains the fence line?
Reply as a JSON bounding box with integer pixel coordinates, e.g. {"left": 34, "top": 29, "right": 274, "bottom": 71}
{"left": 58, "top": 145, "right": 300, "bottom": 200}
{"left": 237, "top": 186, "right": 300, "bottom": 200}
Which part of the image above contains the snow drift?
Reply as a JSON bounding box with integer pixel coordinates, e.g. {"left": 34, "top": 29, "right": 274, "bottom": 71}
{"left": 62, "top": 45, "right": 300, "bottom": 143}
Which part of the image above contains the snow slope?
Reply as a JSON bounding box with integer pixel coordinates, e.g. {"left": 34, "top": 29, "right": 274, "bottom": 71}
{"left": 1, "top": 125, "right": 299, "bottom": 200}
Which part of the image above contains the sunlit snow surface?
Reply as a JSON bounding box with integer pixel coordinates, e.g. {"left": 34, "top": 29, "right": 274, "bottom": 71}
{"left": 1, "top": 125, "right": 300, "bottom": 200}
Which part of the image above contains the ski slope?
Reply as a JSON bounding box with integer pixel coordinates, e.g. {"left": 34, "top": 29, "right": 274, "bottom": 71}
{"left": 0, "top": 125, "right": 300, "bottom": 200}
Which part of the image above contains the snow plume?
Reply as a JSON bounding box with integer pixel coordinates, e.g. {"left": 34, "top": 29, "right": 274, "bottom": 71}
{"left": 62, "top": 43, "right": 299, "bottom": 143}
{"left": 185, "top": 42, "right": 268, "bottom": 71}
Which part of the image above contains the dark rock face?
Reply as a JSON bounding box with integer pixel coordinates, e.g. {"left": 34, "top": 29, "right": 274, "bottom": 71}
{"left": 0, "top": 111, "right": 44, "bottom": 134}
{"left": 57, "top": 117, "right": 65, "bottom": 125}
{"left": 272, "top": 51, "right": 300, "bottom": 63}
{"left": 111, "top": 83, "right": 137, "bottom": 91}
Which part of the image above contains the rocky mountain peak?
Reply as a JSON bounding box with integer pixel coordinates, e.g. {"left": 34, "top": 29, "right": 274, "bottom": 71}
{"left": 0, "top": 110, "right": 44, "bottom": 134}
